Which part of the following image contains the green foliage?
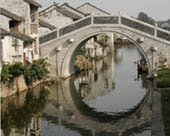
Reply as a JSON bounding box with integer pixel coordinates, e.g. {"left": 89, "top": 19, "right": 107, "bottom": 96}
{"left": 1, "top": 59, "right": 49, "bottom": 87}
{"left": 1, "top": 64, "right": 10, "bottom": 83}
{"left": 137, "top": 12, "right": 156, "bottom": 25}
{"left": 23, "top": 66, "right": 33, "bottom": 86}
{"left": 1, "top": 113, "right": 12, "bottom": 136}
{"left": 157, "top": 68, "right": 170, "bottom": 88}
{"left": 161, "top": 90, "right": 170, "bottom": 136}
{"left": 157, "top": 78, "right": 170, "bottom": 88}
{"left": 9, "top": 62, "right": 24, "bottom": 78}
{"left": 158, "top": 68, "right": 170, "bottom": 78}
{"left": 31, "top": 59, "right": 49, "bottom": 81}
{"left": 77, "top": 48, "right": 85, "bottom": 56}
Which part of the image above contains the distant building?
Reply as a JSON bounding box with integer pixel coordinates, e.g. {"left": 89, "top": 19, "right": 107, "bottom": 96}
{"left": 77, "top": 3, "right": 114, "bottom": 55}
{"left": 39, "top": 2, "right": 87, "bottom": 36}
{"left": 39, "top": 19, "right": 56, "bottom": 36}
{"left": 0, "top": 0, "right": 41, "bottom": 70}
{"left": 76, "top": 2, "right": 110, "bottom": 16}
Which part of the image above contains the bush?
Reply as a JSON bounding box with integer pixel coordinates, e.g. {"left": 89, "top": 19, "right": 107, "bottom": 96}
{"left": 161, "top": 90, "right": 170, "bottom": 136}
{"left": 1, "top": 59, "right": 49, "bottom": 87}
{"left": 23, "top": 67, "right": 33, "bottom": 86}
{"left": 31, "top": 59, "right": 49, "bottom": 81}
{"left": 157, "top": 78, "right": 170, "bottom": 88}
{"left": 9, "top": 62, "right": 24, "bottom": 78}
{"left": 157, "top": 68, "right": 170, "bottom": 88}
{"left": 1, "top": 64, "right": 10, "bottom": 83}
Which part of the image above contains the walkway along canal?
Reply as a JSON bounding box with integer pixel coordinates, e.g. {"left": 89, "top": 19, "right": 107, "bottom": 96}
{"left": 1, "top": 45, "right": 153, "bottom": 136}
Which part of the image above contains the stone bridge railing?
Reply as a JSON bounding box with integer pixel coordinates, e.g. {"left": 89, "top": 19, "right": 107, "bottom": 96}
{"left": 39, "top": 14, "right": 170, "bottom": 44}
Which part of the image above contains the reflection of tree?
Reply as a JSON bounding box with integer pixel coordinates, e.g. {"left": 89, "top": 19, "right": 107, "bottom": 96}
{"left": 1, "top": 88, "right": 49, "bottom": 136}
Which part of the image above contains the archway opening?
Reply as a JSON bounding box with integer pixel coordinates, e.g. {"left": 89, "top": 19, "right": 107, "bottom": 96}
{"left": 66, "top": 31, "right": 151, "bottom": 76}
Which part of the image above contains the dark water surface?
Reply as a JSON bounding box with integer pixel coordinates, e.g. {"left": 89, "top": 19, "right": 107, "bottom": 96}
{"left": 1, "top": 46, "right": 152, "bottom": 136}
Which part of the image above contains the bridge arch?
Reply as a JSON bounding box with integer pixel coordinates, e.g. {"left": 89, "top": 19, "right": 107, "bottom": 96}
{"left": 61, "top": 30, "right": 151, "bottom": 78}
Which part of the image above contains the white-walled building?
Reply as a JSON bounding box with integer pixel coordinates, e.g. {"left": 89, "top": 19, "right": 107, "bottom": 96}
{"left": 39, "top": 2, "right": 87, "bottom": 36}
{"left": 77, "top": 2, "right": 110, "bottom": 16}
{"left": 0, "top": 0, "right": 41, "bottom": 70}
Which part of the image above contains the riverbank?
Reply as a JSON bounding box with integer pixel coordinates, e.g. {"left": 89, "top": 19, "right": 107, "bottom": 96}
{"left": 0, "top": 75, "right": 60, "bottom": 98}
{"left": 152, "top": 68, "right": 170, "bottom": 136}
{"left": 0, "top": 59, "right": 60, "bottom": 98}
{"left": 152, "top": 89, "right": 165, "bottom": 136}
{"left": 160, "top": 88, "right": 170, "bottom": 136}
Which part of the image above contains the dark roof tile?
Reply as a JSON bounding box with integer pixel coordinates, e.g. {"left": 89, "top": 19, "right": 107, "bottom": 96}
{"left": 39, "top": 20, "right": 56, "bottom": 30}
{"left": 24, "top": 0, "right": 42, "bottom": 8}
{"left": 0, "top": 8, "right": 25, "bottom": 21}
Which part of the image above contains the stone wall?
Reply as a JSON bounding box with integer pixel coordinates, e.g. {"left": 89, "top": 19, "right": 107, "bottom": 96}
{"left": 1, "top": 36, "right": 24, "bottom": 63}
{"left": 121, "top": 17, "right": 155, "bottom": 35}
{"left": 39, "top": 27, "right": 51, "bottom": 37}
{"left": 0, "top": 75, "right": 40, "bottom": 98}
{"left": 0, "top": 0, "right": 31, "bottom": 35}
{"left": 39, "top": 7, "right": 73, "bottom": 29}
{"left": 60, "top": 17, "right": 91, "bottom": 36}
{"left": 0, "top": 15, "right": 10, "bottom": 31}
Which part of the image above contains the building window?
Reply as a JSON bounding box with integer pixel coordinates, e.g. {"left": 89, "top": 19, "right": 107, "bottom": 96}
{"left": 9, "top": 20, "right": 19, "bottom": 31}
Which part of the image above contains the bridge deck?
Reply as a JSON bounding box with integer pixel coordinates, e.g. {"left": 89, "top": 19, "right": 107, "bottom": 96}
{"left": 40, "top": 14, "right": 170, "bottom": 45}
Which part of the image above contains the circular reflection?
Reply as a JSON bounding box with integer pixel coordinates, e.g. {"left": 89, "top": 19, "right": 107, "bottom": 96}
{"left": 73, "top": 46, "right": 149, "bottom": 116}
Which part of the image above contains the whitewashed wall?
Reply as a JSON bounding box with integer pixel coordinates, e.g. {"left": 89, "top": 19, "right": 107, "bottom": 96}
{"left": 77, "top": 4, "right": 109, "bottom": 16}
{"left": 39, "top": 6, "right": 73, "bottom": 29}
{"left": 1, "top": 37, "right": 23, "bottom": 63}
{"left": 0, "top": 0, "right": 31, "bottom": 35}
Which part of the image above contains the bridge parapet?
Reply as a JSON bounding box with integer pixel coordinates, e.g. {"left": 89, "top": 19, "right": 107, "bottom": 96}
{"left": 59, "top": 17, "right": 91, "bottom": 36}
{"left": 39, "top": 14, "right": 170, "bottom": 45}
{"left": 39, "top": 30, "right": 58, "bottom": 44}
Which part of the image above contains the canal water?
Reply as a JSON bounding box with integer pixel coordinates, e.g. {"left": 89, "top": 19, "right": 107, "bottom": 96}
{"left": 1, "top": 45, "right": 152, "bottom": 136}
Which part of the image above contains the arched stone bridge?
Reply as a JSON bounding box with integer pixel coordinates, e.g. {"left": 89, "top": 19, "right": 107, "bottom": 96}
{"left": 40, "top": 14, "right": 170, "bottom": 78}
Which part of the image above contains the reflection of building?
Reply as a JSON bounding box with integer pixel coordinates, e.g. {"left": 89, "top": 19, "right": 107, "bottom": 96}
{"left": 4, "top": 115, "right": 42, "bottom": 136}
{"left": 42, "top": 75, "right": 152, "bottom": 136}
{"left": 1, "top": 86, "right": 45, "bottom": 136}
{"left": 74, "top": 55, "right": 114, "bottom": 100}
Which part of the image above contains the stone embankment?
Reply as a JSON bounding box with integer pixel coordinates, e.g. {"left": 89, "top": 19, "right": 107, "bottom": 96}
{"left": 0, "top": 75, "right": 60, "bottom": 98}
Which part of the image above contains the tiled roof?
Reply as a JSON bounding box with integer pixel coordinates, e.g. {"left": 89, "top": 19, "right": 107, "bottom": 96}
{"left": 0, "top": 28, "right": 10, "bottom": 38}
{"left": 10, "top": 30, "right": 34, "bottom": 43}
{"left": 0, "top": 28, "right": 34, "bottom": 43}
{"left": 0, "top": 8, "right": 25, "bottom": 21}
{"left": 60, "top": 8, "right": 83, "bottom": 19}
{"left": 39, "top": 20, "right": 56, "bottom": 30}
{"left": 24, "top": 0, "right": 42, "bottom": 8}
{"left": 61, "top": 3, "right": 87, "bottom": 16}
{"left": 39, "top": 2, "right": 86, "bottom": 20}
{"left": 77, "top": 2, "right": 110, "bottom": 15}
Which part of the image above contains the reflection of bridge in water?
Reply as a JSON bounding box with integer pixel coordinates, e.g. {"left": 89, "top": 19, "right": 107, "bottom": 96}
{"left": 43, "top": 77, "right": 152, "bottom": 136}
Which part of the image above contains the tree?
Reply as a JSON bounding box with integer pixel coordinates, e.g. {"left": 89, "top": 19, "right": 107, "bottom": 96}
{"left": 137, "top": 12, "right": 156, "bottom": 25}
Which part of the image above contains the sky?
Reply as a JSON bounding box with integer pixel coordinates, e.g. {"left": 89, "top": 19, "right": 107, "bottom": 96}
{"left": 37, "top": 0, "right": 170, "bottom": 21}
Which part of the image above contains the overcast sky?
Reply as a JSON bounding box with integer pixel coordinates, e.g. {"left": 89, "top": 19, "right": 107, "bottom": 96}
{"left": 37, "top": 0, "right": 170, "bottom": 21}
